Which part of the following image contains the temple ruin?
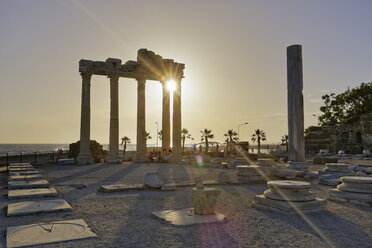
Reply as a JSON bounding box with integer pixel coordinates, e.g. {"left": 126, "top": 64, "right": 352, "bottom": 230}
{"left": 77, "top": 49, "right": 185, "bottom": 164}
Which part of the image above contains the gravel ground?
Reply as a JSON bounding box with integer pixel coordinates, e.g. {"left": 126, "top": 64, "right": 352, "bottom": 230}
{"left": 1, "top": 162, "right": 372, "bottom": 248}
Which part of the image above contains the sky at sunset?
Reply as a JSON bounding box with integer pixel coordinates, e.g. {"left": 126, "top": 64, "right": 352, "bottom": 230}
{"left": 1, "top": 0, "right": 372, "bottom": 145}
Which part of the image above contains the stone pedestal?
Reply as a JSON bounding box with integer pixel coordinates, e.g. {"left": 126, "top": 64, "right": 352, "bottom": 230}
{"left": 286, "top": 45, "right": 308, "bottom": 171}
{"left": 192, "top": 187, "right": 221, "bottom": 215}
{"left": 236, "top": 165, "right": 266, "bottom": 183}
{"left": 328, "top": 176, "right": 372, "bottom": 206}
{"left": 318, "top": 163, "right": 356, "bottom": 185}
{"left": 254, "top": 180, "right": 326, "bottom": 212}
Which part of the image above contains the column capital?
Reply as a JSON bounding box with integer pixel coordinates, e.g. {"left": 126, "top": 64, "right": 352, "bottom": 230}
{"left": 81, "top": 72, "right": 92, "bottom": 81}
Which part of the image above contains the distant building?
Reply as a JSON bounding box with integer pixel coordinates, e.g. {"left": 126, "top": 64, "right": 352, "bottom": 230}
{"left": 305, "top": 112, "right": 372, "bottom": 154}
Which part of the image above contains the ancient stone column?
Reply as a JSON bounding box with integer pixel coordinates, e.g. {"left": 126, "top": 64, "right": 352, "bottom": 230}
{"left": 77, "top": 73, "right": 93, "bottom": 165}
{"left": 107, "top": 75, "right": 121, "bottom": 163}
{"left": 136, "top": 78, "right": 147, "bottom": 162}
{"left": 162, "top": 81, "right": 170, "bottom": 152}
{"left": 286, "top": 45, "right": 308, "bottom": 171}
{"left": 171, "top": 80, "right": 182, "bottom": 162}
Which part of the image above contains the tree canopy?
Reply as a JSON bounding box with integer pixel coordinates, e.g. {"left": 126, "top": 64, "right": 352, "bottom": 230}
{"left": 318, "top": 82, "right": 372, "bottom": 126}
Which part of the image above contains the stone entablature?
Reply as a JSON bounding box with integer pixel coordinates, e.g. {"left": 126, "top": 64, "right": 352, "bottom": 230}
{"left": 79, "top": 49, "right": 185, "bottom": 81}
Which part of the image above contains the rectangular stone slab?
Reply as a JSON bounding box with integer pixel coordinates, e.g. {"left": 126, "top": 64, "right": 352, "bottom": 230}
{"left": 9, "top": 174, "right": 43, "bottom": 181}
{"left": 9, "top": 163, "right": 31, "bottom": 166}
{"left": 8, "top": 180, "right": 49, "bottom": 189}
{"left": 253, "top": 195, "right": 326, "bottom": 212}
{"left": 99, "top": 184, "right": 145, "bottom": 193}
{"left": 6, "top": 219, "right": 96, "bottom": 248}
{"left": 9, "top": 167, "right": 36, "bottom": 172}
{"left": 8, "top": 188, "right": 58, "bottom": 199}
{"left": 9, "top": 170, "right": 40, "bottom": 176}
{"left": 7, "top": 199, "right": 72, "bottom": 216}
{"left": 152, "top": 208, "right": 226, "bottom": 226}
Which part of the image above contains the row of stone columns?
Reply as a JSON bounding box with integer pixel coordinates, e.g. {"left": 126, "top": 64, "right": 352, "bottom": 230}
{"left": 77, "top": 73, "right": 182, "bottom": 164}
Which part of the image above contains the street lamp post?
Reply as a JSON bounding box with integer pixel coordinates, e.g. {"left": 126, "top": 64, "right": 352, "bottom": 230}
{"left": 238, "top": 122, "right": 248, "bottom": 141}
{"left": 156, "top": 122, "right": 159, "bottom": 149}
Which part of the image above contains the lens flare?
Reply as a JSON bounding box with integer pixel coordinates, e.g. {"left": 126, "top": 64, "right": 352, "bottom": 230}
{"left": 166, "top": 80, "right": 176, "bottom": 92}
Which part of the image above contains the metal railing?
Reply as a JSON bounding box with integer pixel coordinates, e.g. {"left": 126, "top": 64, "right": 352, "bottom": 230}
{"left": 0, "top": 150, "right": 70, "bottom": 166}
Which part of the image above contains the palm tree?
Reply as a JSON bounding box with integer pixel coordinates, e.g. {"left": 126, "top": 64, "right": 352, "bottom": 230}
{"left": 145, "top": 131, "right": 152, "bottom": 147}
{"left": 281, "top": 134, "right": 289, "bottom": 153}
{"left": 200, "top": 128, "right": 214, "bottom": 153}
{"left": 181, "top": 128, "right": 192, "bottom": 153}
{"left": 224, "top": 129, "right": 239, "bottom": 143}
{"left": 120, "top": 136, "right": 131, "bottom": 160}
{"left": 251, "top": 129, "right": 266, "bottom": 154}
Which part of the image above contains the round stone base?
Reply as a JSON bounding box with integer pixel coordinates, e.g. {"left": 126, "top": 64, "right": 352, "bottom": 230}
{"left": 253, "top": 195, "right": 326, "bottom": 212}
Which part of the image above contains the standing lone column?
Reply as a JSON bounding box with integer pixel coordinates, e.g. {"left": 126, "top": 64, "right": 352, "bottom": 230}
{"left": 286, "top": 45, "right": 308, "bottom": 171}
{"left": 107, "top": 75, "right": 121, "bottom": 163}
{"left": 162, "top": 81, "right": 171, "bottom": 152}
{"left": 136, "top": 78, "right": 147, "bottom": 162}
{"left": 171, "top": 80, "right": 182, "bottom": 162}
{"left": 77, "top": 73, "right": 93, "bottom": 165}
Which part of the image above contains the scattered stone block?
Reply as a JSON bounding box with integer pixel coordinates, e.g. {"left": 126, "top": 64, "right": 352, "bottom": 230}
{"left": 269, "top": 168, "right": 297, "bottom": 180}
{"left": 9, "top": 174, "right": 43, "bottom": 181}
{"left": 8, "top": 180, "right": 49, "bottom": 189}
{"left": 99, "top": 184, "right": 145, "bottom": 193}
{"left": 7, "top": 199, "right": 72, "bottom": 216}
{"left": 9, "top": 163, "right": 31, "bottom": 166}
{"left": 236, "top": 165, "right": 266, "bottom": 183}
{"left": 144, "top": 172, "right": 164, "bottom": 188}
{"left": 9, "top": 167, "right": 36, "bottom": 172}
{"left": 253, "top": 180, "right": 326, "bottom": 212}
{"left": 257, "top": 158, "right": 275, "bottom": 166}
{"left": 8, "top": 188, "right": 58, "bottom": 199}
{"left": 161, "top": 183, "right": 177, "bottom": 191}
{"left": 58, "top": 159, "right": 75, "bottom": 165}
{"left": 192, "top": 187, "right": 221, "bottom": 215}
{"left": 9, "top": 170, "right": 40, "bottom": 176}
{"left": 217, "top": 171, "right": 231, "bottom": 183}
{"left": 175, "top": 181, "right": 196, "bottom": 187}
{"left": 152, "top": 208, "right": 226, "bottom": 226}
{"left": 6, "top": 219, "right": 96, "bottom": 248}
{"left": 304, "top": 171, "right": 318, "bottom": 180}
{"left": 313, "top": 157, "right": 338, "bottom": 165}
{"left": 228, "top": 156, "right": 250, "bottom": 169}
{"left": 286, "top": 161, "right": 308, "bottom": 171}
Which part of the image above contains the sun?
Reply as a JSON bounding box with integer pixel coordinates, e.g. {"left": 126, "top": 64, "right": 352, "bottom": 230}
{"left": 166, "top": 80, "right": 176, "bottom": 92}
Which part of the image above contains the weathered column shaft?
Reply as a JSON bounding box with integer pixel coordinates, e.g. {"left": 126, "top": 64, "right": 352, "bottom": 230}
{"left": 287, "top": 45, "right": 306, "bottom": 162}
{"left": 136, "top": 78, "right": 147, "bottom": 162}
{"left": 162, "top": 81, "right": 170, "bottom": 151}
{"left": 108, "top": 75, "right": 120, "bottom": 163}
{"left": 172, "top": 80, "right": 182, "bottom": 161}
{"left": 77, "top": 73, "right": 93, "bottom": 164}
